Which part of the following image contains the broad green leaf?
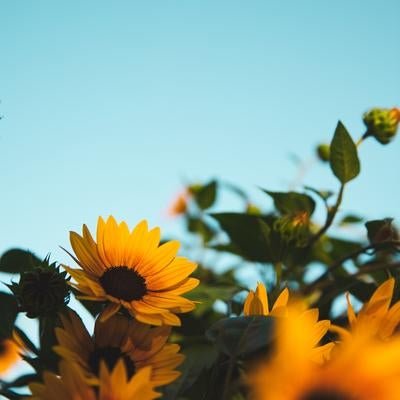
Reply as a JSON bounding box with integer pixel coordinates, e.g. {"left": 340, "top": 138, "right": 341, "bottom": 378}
{"left": 206, "top": 316, "right": 275, "bottom": 357}
{"left": 193, "top": 180, "right": 217, "bottom": 210}
{"left": 329, "top": 121, "right": 360, "bottom": 183}
{"left": 0, "top": 292, "right": 18, "bottom": 337}
{"left": 263, "top": 190, "right": 316, "bottom": 215}
{"left": 0, "top": 248, "right": 41, "bottom": 274}
{"left": 209, "top": 213, "right": 272, "bottom": 262}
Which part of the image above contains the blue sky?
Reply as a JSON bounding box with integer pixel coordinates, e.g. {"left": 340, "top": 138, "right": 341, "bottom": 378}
{"left": 1, "top": 0, "right": 399, "bottom": 265}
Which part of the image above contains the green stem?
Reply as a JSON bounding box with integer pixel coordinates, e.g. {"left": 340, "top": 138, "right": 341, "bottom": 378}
{"left": 308, "top": 183, "right": 345, "bottom": 247}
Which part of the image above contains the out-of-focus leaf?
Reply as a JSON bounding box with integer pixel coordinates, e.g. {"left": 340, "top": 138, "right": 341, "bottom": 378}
{"left": 206, "top": 316, "right": 275, "bottom": 358}
{"left": 210, "top": 213, "right": 273, "bottom": 262}
{"left": 0, "top": 248, "right": 41, "bottom": 274}
{"left": 193, "top": 181, "right": 217, "bottom": 210}
{"left": 13, "top": 327, "right": 39, "bottom": 355}
{"left": 339, "top": 214, "right": 364, "bottom": 225}
{"left": 2, "top": 374, "right": 37, "bottom": 389}
{"left": 329, "top": 121, "right": 360, "bottom": 184}
{"left": 186, "top": 285, "right": 240, "bottom": 316}
{"left": 263, "top": 190, "right": 316, "bottom": 216}
{"left": 162, "top": 340, "right": 218, "bottom": 400}
{"left": 0, "top": 292, "right": 18, "bottom": 337}
{"left": 187, "top": 217, "right": 215, "bottom": 243}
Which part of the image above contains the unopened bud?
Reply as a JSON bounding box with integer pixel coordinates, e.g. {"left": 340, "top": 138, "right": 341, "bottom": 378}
{"left": 363, "top": 107, "right": 400, "bottom": 145}
{"left": 316, "top": 144, "right": 330, "bottom": 162}
{"left": 9, "top": 257, "right": 70, "bottom": 318}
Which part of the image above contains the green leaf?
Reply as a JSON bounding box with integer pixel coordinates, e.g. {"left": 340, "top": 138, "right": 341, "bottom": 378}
{"left": 13, "top": 327, "right": 39, "bottom": 355}
{"left": 263, "top": 190, "right": 316, "bottom": 215}
{"left": 193, "top": 180, "right": 217, "bottom": 210}
{"left": 0, "top": 248, "right": 41, "bottom": 274}
{"left": 339, "top": 214, "right": 364, "bottom": 225}
{"left": 162, "top": 341, "right": 218, "bottom": 400}
{"left": 0, "top": 292, "right": 18, "bottom": 337}
{"left": 329, "top": 121, "right": 360, "bottom": 183}
{"left": 185, "top": 285, "right": 240, "bottom": 316}
{"left": 206, "top": 316, "right": 275, "bottom": 358}
{"left": 187, "top": 217, "right": 215, "bottom": 243}
{"left": 209, "top": 213, "right": 272, "bottom": 262}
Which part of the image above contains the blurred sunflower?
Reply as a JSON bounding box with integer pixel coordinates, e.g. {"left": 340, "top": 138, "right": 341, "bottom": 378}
{"left": 30, "top": 360, "right": 160, "bottom": 400}
{"left": 64, "top": 216, "right": 199, "bottom": 325}
{"left": 250, "top": 307, "right": 400, "bottom": 400}
{"left": 54, "top": 310, "right": 183, "bottom": 387}
{"left": 244, "top": 284, "right": 333, "bottom": 364}
{"left": 0, "top": 337, "right": 20, "bottom": 376}
{"left": 332, "top": 278, "right": 400, "bottom": 340}
{"left": 243, "top": 282, "right": 289, "bottom": 316}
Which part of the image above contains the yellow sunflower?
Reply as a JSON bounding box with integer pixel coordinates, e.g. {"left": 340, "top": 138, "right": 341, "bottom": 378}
{"left": 0, "top": 337, "right": 20, "bottom": 376}
{"left": 250, "top": 307, "right": 400, "bottom": 400}
{"left": 332, "top": 278, "right": 400, "bottom": 340}
{"left": 64, "top": 216, "right": 199, "bottom": 326}
{"left": 54, "top": 310, "right": 183, "bottom": 388}
{"left": 244, "top": 284, "right": 333, "bottom": 364}
{"left": 243, "top": 282, "right": 289, "bottom": 317}
{"left": 30, "top": 360, "right": 160, "bottom": 400}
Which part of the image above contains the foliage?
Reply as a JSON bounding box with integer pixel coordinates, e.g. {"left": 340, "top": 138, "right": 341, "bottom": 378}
{"left": 0, "top": 106, "right": 400, "bottom": 399}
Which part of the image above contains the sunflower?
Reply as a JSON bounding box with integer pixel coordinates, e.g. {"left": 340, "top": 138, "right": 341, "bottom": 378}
{"left": 332, "top": 278, "right": 400, "bottom": 340}
{"left": 244, "top": 284, "right": 334, "bottom": 364}
{"left": 54, "top": 310, "right": 183, "bottom": 387}
{"left": 0, "top": 337, "right": 20, "bottom": 376}
{"left": 63, "top": 216, "right": 199, "bottom": 326}
{"left": 243, "top": 282, "right": 289, "bottom": 317}
{"left": 250, "top": 307, "right": 400, "bottom": 400}
{"left": 30, "top": 360, "right": 160, "bottom": 400}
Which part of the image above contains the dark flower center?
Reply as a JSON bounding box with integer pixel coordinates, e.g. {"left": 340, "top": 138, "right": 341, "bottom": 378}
{"left": 301, "top": 389, "right": 354, "bottom": 400}
{"left": 99, "top": 266, "right": 147, "bottom": 301}
{"left": 88, "top": 346, "right": 136, "bottom": 377}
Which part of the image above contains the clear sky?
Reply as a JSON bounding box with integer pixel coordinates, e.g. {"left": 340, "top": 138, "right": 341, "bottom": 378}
{"left": 1, "top": 0, "right": 399, "bottom": 264}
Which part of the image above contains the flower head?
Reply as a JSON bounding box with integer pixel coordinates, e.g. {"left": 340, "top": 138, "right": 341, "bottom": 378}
{"left": 30, "top": 360, "right": 160, "bottom": 400}
{"left": 54, "top": 310, "right": 183, "bottom": 388}
{"left": 243, "top": 282, "right": 289, "bottom": 317}
{"left": 363, "top": 107, "right": 400, "bottom": 144}
{"left": 333, "top": 278, "right": 400, "bottom": 341}
{"left": 250, "top": 305, "right": 400, "bottom": 400}
{"left": 64, "top": 216, "right": 199, "bottom": 325}
{"left": 243, "top": 284, "right": 333, "bottom": 364}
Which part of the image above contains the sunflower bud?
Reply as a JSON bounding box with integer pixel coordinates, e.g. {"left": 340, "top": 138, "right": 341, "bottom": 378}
{"left": 363, "top": 107, "right": 400, "bottom": 145}
{"left": 274, "top": 211, "right": 310, "bottom": 247}
{"left": 365, "top": 218, "right": 399, "bottom": 245}
{"left": 316, "top": 144, "right": 330, "bottom": 162}
{"left": 9, "top": 257, "right": 70, "bottom": 319}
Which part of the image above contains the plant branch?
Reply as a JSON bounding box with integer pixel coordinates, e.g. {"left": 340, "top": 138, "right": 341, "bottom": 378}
{"left": 308, "top": 183, "right": 345, "bottom": 247}
{"left": 306, "top": 240, "right": 400, "bottom": 293}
